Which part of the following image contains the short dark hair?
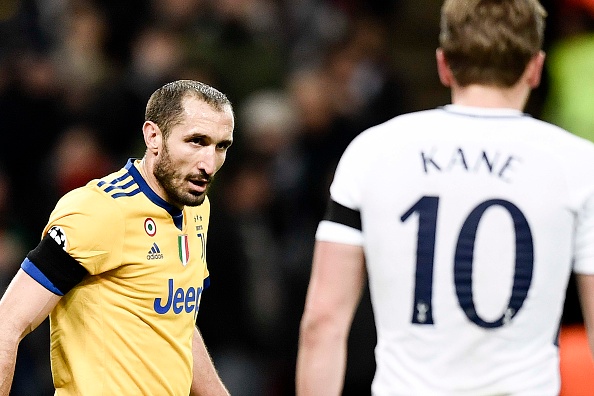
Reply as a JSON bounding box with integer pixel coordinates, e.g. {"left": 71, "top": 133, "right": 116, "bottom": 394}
{"left": 145, "top": 80, "right": 233, "bottom": 138}
{"left": 439, "top": 0, "right": 547, "bottom": 87}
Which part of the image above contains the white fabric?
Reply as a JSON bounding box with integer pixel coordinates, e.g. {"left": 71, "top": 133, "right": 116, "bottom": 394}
{"left": 318, "top": 105, "right": 594, "bottom": 395}
{"left": 316, "top": 220, "right": 365, "bottom": 246}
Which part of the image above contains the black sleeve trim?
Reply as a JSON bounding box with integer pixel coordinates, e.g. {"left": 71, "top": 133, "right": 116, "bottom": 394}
{"left": 323, "top": 199, "right": 362, "bottom": 231}
{"left": 27, "top": 235, "right": 89, "bottom": 295}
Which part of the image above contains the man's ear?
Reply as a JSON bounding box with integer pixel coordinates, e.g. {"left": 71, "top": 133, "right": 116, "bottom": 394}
{"left": 526, "top": 51, "right": 545, "bottom": 89}
{"left": 436, "top": 48, "right": 454, "bottom": 88}
{"left": 143, "top": 121, "right": 162, "bottom": 155}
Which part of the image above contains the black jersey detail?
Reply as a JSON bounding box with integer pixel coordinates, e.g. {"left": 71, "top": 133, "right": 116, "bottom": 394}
{"left": 323, "top": 199, "right": 362, "bottom": 231}
{"left": 26, "top": 234, "right": 89, "bottom": 295}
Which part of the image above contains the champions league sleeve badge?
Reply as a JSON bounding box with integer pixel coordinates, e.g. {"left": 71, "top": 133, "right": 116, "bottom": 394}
{"left": 48, "top": 225, "right": 68, "bottom": 251}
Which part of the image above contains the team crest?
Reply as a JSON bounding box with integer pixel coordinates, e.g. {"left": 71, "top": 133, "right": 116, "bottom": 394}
{"left": 48, "top": 226, "right": 68, "bottom": 251}
{"left": 178, "top": 234, "right": 189, "bottom": 266}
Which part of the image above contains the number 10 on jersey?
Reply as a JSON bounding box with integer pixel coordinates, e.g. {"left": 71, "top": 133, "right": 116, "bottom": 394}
{"left": 401, "top": 196, "right": 534, "bottom": 329}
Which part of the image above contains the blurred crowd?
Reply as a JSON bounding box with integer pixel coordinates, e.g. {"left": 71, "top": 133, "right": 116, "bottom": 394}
{"left": 0, "top": 0, "right": 593, "bottom": 395}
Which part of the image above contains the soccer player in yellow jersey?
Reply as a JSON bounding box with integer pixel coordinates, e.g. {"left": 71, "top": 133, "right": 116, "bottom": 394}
{"left": 0, "top": 80, "right": 234, "bottom": 395}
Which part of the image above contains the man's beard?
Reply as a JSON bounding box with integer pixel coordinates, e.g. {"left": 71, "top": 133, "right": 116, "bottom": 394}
{"left": 153, "top": 146, "right": 209, "bottom": 207}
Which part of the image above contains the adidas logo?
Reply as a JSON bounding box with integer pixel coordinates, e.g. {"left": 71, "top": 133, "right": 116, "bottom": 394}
{"left": 147, "top": 242, "right": 164, "bottom": 260}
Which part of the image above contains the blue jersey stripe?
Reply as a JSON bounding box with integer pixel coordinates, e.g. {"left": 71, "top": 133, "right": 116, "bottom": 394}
{"left": 97, "top": 171, "right": 138, "bottom": 199}
{"left": 109, "top": 173, "right": 133, "bottom": 184}
{"left": 97, "top": 173, "right": 132, "bottom": 188}
{"left": 103, "top": 178, "right": 136, "bottom": 193}
{"left": 21, "top": 258, "right": 64, "bottom": 296}
{"left": 111, "top": 188, "right": 141, "bottom": 198}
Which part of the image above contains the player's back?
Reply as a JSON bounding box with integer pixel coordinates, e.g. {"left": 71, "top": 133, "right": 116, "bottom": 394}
{"left": 334, "top": 105, "right": 594, "bottom": 395}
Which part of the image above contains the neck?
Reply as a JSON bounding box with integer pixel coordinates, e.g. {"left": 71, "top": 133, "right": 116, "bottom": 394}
{"left": 450, "top": 84, "right": 530, "bottom": 111}
{"left": 138, "top": 157, "right": 169, "bottom": 205}
{"left": 138, "top": 157, "right": 151, "bottom": 182}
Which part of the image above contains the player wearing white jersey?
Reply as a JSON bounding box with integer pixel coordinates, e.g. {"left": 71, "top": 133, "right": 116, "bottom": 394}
{"left": 296, "top": 1, "right": 594, "bottom": 395}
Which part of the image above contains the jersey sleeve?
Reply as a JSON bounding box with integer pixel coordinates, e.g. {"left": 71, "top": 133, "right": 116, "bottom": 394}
{"left": 573, "top": 191, "right": 594, "bottom": 274}
{"left": 316, "top": 133, "right": 370, "bottom": 245}
{"left": 42, "top": 186, "right": 125, "bottom": 275}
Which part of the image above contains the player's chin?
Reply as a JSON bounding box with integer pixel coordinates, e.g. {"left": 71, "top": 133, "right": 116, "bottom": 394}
{"left": 184, "top": 191, "right": 207, "bottom": 206}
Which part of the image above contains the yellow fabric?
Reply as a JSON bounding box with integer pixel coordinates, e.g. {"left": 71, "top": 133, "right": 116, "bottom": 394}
{"left": 44, "top": 160, "right": 210, "bottom": 395}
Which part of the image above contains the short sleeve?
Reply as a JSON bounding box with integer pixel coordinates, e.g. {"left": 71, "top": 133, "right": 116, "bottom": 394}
{"left": 574, "top": 191, "right": 594, "bottom": 274}
{"left": 43, "top": 187, "right": 125, "bottom": 275}
{"left": 328, "top": 134, "right": 368, "bottom": 212}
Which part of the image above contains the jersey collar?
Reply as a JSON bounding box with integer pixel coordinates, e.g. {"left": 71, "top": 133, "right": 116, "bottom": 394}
{"left": 125, "top": 159, "right": 184, "bottom": 229}
{"left": 441, "top": 104, "right": 529, "bottom": 118}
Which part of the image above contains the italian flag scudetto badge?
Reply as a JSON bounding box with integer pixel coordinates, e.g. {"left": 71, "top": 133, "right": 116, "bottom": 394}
{"left": 178, "top": 234, "right": 189, "bottom": 266}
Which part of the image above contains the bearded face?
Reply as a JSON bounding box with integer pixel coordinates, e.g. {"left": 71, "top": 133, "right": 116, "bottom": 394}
{"left": 153, "top": 141, "right": 212, "bottom": 207}
{"left": 147, "top": 97, "right": 234, "bottom": 209}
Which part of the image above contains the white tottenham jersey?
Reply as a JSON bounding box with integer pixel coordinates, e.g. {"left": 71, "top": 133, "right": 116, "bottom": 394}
{"left": 316, "top": 105, "right": 594, "bottom": 395}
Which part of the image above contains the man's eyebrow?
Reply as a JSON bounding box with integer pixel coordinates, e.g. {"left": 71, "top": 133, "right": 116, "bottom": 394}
{"left": 187, "top": 134, "right": 233, "bottom": 146}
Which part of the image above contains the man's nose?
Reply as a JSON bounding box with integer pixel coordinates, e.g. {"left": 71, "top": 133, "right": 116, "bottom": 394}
{"left": 198, "top": 146, "right": 216, "bottom": 175}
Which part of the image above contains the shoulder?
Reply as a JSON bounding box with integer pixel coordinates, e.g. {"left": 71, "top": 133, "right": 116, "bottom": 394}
{"left": 523, "top": 117, "right": 594, "bottom": 162}
{"left": 56, "top": 164, "right": 150, "bottom": 213}
{"left": 47, "top": 168, "right": 133, "bottom": 233}
{"left": 54, "top": 185, "right": 118, "bottom": 217}
{"left": 341, "top": 109, "right": 441, "bottom": 163}
{"left": 46, "top": 185, "right": 123, "bottom": 240}
{"left": 351, "top": 109, "right": 443, "bottom": 143}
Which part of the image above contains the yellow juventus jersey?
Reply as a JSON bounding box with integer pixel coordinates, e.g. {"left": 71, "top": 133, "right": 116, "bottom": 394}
{"left": 38, "top": 159, "right": 210, "bottom": 395}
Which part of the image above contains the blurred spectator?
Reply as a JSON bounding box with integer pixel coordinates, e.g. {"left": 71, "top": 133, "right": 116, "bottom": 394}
{"left": 51, "top": 0, "right": 114, "bottom": 114}
{"left": 0, "top": 0, "right": 47, "bottom": 55}
{"left": 43, "top": 124, "right": 116, "bottom": 196}
{"left": 0, "top": 50, "right": 66, "bottom": 241}
{"left": 184, "top": 0, "right": 287, "bottom": 106}
{"left": 283, "top": 0, "right": 350, "bottom": 70}
{"left": 93, "top": 0, "right": 150, "bottom": 64}
{"left": 150, "top": 0, "right": 209, "bottom": 31}
{"left": 287, "top": 66, "right": 359, "bottom": 222}
{"left": 83, "top": 25, "right": 187, "bottom": 163}
{"left": 344, "top": 15, "right": 408, "bottom": 125}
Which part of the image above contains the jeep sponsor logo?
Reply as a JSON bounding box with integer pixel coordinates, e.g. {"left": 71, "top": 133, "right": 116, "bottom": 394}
{"left": 154, "top": 278, "right": 203, "bottom": 315}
